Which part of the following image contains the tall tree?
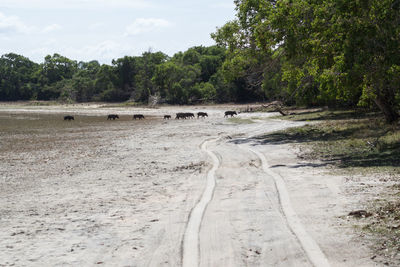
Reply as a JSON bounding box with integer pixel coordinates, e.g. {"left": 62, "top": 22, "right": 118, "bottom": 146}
{"left": 0, "top": 53, "right": 39, "bottom": 100}
{"left": 39, "top": 53, "right": 78, "bottom": 85}
{"left": 235, "top": 0, "right": 400, "bottom": 121}
{"left": 133, "top": 51, "right": 168, "bottom": 102}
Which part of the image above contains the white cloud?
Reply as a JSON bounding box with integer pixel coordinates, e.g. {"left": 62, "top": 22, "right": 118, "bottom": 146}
{"left": 0, "top": 0, "right": 153, "bottom": 9}
{"left": 0, "top": 12, "right": 34, "bottom": 34}
{"left": 42, "top": 24, "right": 62, "bottom": 33}
{"left": 125, "top": 18, "right": 171, "bottom": 36}
{"left": 0, "top": 12, "right": 62, "bottom": 35}
{"left": 0, "top": 1, "right": 236, "bottom": 64}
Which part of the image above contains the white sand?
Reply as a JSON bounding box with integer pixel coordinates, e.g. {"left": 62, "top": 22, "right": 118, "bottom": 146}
{"left": 0, "top": 105, "right": 376, "bottom": 266}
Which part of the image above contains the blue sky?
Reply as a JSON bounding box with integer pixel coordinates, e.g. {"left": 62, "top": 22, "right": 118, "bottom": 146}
{"left": 0, "top": 0, "right": 236, "bottom": 64}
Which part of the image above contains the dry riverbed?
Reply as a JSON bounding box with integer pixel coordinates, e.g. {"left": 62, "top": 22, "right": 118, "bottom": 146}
{"left": 0, "top": 104, "right": 380, "bottom": 266}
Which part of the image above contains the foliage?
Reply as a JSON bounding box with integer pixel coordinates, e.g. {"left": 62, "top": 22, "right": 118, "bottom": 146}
{"left": 265, "top": 109, "right": 400, "bottom": 169}
{"left": 0, "top": 53, "right": 39, "bottom": 100}
{"left": 0, "top": 46, "right": 232, "bottom": 104}
{"left": 213, "top": 0, "right": 400, "bottom": 121}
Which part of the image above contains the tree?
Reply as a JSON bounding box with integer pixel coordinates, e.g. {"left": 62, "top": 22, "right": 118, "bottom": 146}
{"left": 0, "top": 45, "right": 229, "bottom": 104}
{"left": 112, "top": 56, "right": 138, "bottom": 100}
{"left": 0, "top": 53, "right": 39, "bottom": 100}
{"left": 153, "top": 61, "right": 185, "bottom": 102}
{"left": 62, "top": 60, "right": 101, "bottom": 102}
{"left": 212, "top": 15, "right": 277, "bottom": 102}
{"left": 133, "top": 51, "right": 168, "bottom": 102}
{"left": 234, "top": 0, "right": 400, "bottom": 121}
{"left": 39, "top": 53, "right": 78, "bottom": 85}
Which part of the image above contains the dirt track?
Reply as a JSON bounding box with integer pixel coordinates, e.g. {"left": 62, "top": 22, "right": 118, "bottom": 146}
{"left": 0, "top": 104, "right": 376, "bottom": 266}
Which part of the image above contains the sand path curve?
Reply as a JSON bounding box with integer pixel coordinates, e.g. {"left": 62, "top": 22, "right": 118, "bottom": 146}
{"left": 248, "top": 147, "right": 331, "bottom": 267}
{"left": 182, "top": 138, "right": 220, "bottom": 267}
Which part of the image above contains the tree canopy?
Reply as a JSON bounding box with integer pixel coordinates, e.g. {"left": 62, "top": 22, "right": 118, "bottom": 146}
{"left": 212, "top": 0, "right": 400, "bottom": 122}
{"left": 0, "top": 47, "right": 234, "bottom": 104}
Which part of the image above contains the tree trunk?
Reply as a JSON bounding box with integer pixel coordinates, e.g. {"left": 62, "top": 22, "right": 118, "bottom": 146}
{"left": 374, "top": 96, "right": 399, "bottom": 123}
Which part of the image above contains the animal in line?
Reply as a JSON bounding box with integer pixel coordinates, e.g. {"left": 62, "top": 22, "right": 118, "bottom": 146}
{"left": 133, "top": 114, "right": 145, "bottom": 120}
{"left": 224, "top": 111, "right": 237, "bottom": 117}
{"left": 175, "top": 112, "right": 187, "bottom": 119}
{"left": 64, "top": 115, "right": 74, "bottom": 121}
{"left": 197, "top": 112, "right": 208, "bottom": 118}
{"left": 175, "top": 112, "right": 195, "bottom": 119}
{"left": 64, "top": 110, "right": 239, "bottom": 121}
{"left": 107, "top": 114, "right": 119, "bottom": 120}
{"left": 186, "top": 112, "right": 195, "bottom": 119}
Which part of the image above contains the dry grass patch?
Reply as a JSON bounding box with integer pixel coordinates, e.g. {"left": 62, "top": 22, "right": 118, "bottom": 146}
{"left": 261, "top": 109, "right": 400, "bottom": 263}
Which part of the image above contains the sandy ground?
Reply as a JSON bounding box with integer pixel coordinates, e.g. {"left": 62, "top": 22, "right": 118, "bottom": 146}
{"left": 0, "top": 104, "right": 378, "bottom": 266}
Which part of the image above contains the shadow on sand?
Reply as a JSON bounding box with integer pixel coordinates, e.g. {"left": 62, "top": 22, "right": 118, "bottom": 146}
{"left": 229, "top": 112, "right": 400, "bottom": 169}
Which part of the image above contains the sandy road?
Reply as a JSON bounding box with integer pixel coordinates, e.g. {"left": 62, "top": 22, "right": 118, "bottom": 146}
{"left": 182, "top": 139, "right": 219, "bottom": 267}
{"left": 193, "top": 134, "right": 373, "bottom": 267}
{"left": 196, "top": 138, "right": 311, "bottom": 266}
{"left": 183, "top": 138, "right": 329, "bottom": 267}
{"left": 0, "top": 104, "right": 376, "bottom": 266}
{"left": 248, "top": 148, "right": 330, "bottom": 267}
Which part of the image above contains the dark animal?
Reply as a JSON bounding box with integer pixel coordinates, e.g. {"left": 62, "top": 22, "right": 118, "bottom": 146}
{"left": 175, "top": 112, "right": 195, "bottom": 119}
{"left": 164, "top": 115, "right": 171, "bottom": 120}
{"left": 224, "top": 111, "right": 237, "bottom": 117}
{"left": 64, "top": 115, "right": 74, "bottom": 121}
{"left": 185, "top": 112, "right": 195, "bottom": 119}
{"left": 197, "top": 112, "right": 208, "bottom": 118}
{"left": 133, "top": 114, "right": 145, "bottom": 120}
{"left": 107, "top": 114, "right": 119, "bottom": 120}
{"left": 175, "top": 112, "right": 187, "bottom": 119}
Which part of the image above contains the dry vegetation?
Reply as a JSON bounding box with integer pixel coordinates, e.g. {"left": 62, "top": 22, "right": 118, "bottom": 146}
{"left": 264, "top": 109, "right": 400, "bottom": 262}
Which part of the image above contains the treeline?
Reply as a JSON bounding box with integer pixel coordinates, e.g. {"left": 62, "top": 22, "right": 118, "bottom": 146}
{"left": 0, "top": 46, "right": 250, "bottom": 105}
{"left": 212, "top": 0, "right": 400, "bottom": 122}
{"left": 1, "top": 1, "right": 400, "bottom": 122}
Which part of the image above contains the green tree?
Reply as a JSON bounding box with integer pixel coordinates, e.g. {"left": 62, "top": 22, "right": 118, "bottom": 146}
{"left": 133, "top": 51, "right": 168, "bottom": 102}
{"left": 153, "top": 61, "right": 178, "bottom": 97}
{"left": 62, "top": 60, "right": 101, "bottom": 102}
{"left": 235, "top": 0, "right": 400, "bottom": 121}
{"left": 94, "top": 64, "right": 119, "bottom": 102}
{"left": 212, "top": 17, "right": 275, "bottom": 102}
{"left": 0, "top": 53, "right": 39, "bottom": 100}
{"left": 34, "top": 54, "right": 78, "bottom": 100}
{"left": 38, "top": 53, "right": 78, "bottom": 85}
{"left": 111, "top": 56, "right": 138, "bottom": 100}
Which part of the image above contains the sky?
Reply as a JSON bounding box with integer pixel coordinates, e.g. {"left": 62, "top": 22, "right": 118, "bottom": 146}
{"left": 0, "top": 0, "right": 236, "bottom": 64}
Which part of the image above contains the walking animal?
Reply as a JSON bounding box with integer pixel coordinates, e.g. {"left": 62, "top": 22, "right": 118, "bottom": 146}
{"left": 197, "top": 112, "right": 208, "bottom": 118}
{"left": 175, "top": 112, "right": 195, "bottom": 119}
{"left": 64, "top": 115, "right": 74, "bottom": 121}
{"left": 185, "top": 112, "right": 195, "bottom": 119}
{"left": 175, "top": 112, "right": 187, "bottom": 119}
{"left": 224, "top": 111, "right": 237, "bottom": 117}
{"left": 133, "top": 114, "right": 145, "bottom": 120}
{"left": 164, "top": 115, "right": 171, "bottom": 120}
{"left": 107, "top": 114, "right": 119, "bottom": 120}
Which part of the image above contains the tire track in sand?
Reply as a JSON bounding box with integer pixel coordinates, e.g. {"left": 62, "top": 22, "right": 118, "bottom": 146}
{"left": 248, "top": 147, "right": 331, "bottom": 267}
{"left": 182, "top": 138, "right": 220, "bottom": 267}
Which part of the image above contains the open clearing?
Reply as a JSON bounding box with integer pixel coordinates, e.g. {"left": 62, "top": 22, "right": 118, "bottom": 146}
{"left": 0, "top": 104, "right": 378, "bottom": 266}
